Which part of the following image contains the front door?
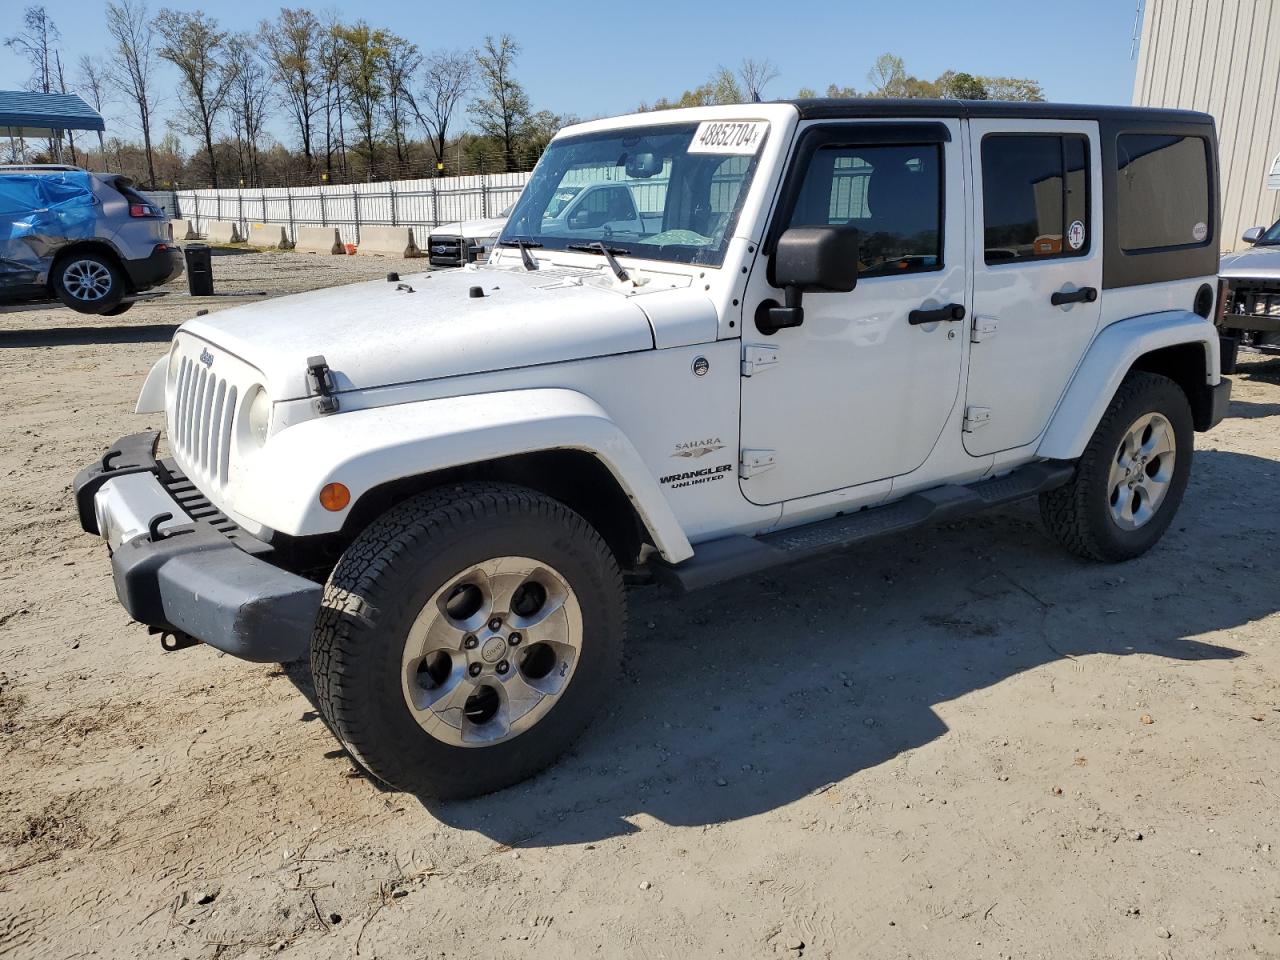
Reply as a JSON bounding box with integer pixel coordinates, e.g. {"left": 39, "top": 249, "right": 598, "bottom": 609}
{"left": 964, "top": 120, "right": 1103, "bottom": 456}
{"left": 740, "top": 120, "right": 968, "bottom": 505}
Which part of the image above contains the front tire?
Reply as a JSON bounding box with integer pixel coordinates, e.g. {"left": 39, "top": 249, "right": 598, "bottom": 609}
{"left": 311, "top": 483, "right": 626, "bottom": 799}
{"left": 1039, "top": 372, "right": 1193, "bottom": 561}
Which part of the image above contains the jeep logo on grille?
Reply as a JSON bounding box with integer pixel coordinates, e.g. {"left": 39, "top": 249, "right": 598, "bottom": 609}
{"left": 199, "top": 348, "right": 214, "bottom": 367}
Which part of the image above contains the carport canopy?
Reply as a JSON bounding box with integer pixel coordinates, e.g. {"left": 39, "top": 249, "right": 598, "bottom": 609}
{"left": 0, "top": 90, "right": 104, "bottom": 139}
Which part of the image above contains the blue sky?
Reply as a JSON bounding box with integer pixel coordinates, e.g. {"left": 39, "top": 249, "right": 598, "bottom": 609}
{"left": 3, "top": 0, "right": 1146, "bottom": 146}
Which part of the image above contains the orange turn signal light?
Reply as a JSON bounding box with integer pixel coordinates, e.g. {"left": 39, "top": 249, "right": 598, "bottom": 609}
{"left": 319, "top": 482, "right": 351, "bottom": 512}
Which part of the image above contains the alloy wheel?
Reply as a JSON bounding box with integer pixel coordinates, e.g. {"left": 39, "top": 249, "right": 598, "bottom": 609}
{"left": 62, "top": 259, "right": 114, "bottom": 302}
{"left": 1107, "top": 411, "right": 1177, "bottom": 530}
{"left": 400, "top": 557, "right": 583, "bottom": 747}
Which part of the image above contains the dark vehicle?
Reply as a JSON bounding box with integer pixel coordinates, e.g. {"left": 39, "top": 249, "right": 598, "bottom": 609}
{"left": 0, "top": 165, "right": 183, "bottom": 315}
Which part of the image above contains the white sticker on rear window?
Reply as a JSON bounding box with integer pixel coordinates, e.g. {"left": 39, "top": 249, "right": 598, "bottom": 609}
{"left": 1067, "top": 220, "right": 1086, "bottom": 250}
{"left": 688, "top": 120, "right": 768, "bottom": 155}
{"left": 1193, "top": 221, "right": 1208, "bottom": 242}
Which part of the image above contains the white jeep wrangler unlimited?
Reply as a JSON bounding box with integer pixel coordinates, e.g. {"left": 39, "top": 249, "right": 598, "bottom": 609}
{"left": 76, "top": 100, "right": 1231, "bottom": 799}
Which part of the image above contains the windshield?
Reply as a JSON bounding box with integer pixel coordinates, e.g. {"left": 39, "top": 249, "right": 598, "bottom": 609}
{"left": 500, "top": 120, "right": 768, "bottom": 266}
{"left": 1259, "top": 219, "right": 1280, "bottom": 244}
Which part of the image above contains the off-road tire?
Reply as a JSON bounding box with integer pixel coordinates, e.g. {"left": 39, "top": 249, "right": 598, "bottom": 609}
{"left": 1039, "top": 372, "right": 1193, "bottom": 562}
{"left": 311, "top": 482, "right": 626, "bottom": 799}
{"left": 50, "top": 250, "right": 127, "bottom": 314}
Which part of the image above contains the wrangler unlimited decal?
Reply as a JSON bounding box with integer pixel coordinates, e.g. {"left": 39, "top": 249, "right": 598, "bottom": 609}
{"left": 660, "top": 463, "right": 734, "bottom": 488}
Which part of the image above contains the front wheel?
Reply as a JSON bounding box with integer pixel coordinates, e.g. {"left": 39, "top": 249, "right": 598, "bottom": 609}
{"left": 311, "top": 483, "right": 626, "bottom": 799}
{"left": 1039, "top": 372, "right": 1193, "bottom": 562}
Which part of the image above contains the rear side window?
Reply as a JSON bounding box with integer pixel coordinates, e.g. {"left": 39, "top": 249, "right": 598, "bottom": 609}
{"left": 981, "top": 134, "right": 1090, "bottom": 264}
{"left": 1115, "top": 134, "right": 1211, "bottom": 251}
{"left": 786, "top": 143, "right": 943, "bottom": 278}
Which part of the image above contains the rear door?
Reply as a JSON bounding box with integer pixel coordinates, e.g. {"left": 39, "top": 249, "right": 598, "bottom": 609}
{"left": 964, "top": 120, "right": 1103, "bottom": 456}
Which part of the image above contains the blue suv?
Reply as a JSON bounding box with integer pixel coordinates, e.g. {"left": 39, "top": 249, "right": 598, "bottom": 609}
{"left": 0, "top": 165, "right": 183, "bottom": 315}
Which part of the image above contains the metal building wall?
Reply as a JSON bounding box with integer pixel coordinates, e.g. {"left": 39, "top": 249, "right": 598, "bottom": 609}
{"left": 1133, "top": 0, "right": 1280, "bottom": 251}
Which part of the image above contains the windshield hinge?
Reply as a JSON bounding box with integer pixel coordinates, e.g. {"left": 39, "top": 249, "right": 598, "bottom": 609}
{"left": 306, "top": 355, "right": 339, "bottom": 415}
{"left": 971, "top": 315, "right": 999, "bottom": 344}
{"left": 963, "top": 406, "right": 991, "bottom": 432}
{"left": 741, "top": 343, "right": 779, "bottom": 377}
{"left": 739, "top": 448, "right": 777, "bottom": 478}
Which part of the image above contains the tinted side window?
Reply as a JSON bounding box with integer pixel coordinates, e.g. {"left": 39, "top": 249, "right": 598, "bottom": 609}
{"left": 1116, "top": 134, "right": 1211, "bottom": 251}
{"left": 982, "top": 134, "right": 1090, "bottom": 264}
{"left": 786, "top": 143, "right": 942, "bottom": 279}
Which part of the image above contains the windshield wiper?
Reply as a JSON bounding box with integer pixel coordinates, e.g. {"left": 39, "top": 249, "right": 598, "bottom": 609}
{"left": 498, "top": 237, "right": 542, "bottom": 270}
{"left": 567, "top": 242, "right": 630, "bottom": 282}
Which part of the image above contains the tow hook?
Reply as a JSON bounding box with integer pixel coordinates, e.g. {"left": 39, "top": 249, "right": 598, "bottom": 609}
{"left": 152, "top": 627, "right": 201, "bottom": 653}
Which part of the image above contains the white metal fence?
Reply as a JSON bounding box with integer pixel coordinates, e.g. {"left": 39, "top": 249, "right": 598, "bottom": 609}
{"left": 144, "top": 171, "right": 531, "bottom": 244}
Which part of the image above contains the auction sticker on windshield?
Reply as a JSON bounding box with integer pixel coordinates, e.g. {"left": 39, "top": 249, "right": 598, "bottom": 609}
{"left": 688, "top": 120, "right": 768, "bottom": 155}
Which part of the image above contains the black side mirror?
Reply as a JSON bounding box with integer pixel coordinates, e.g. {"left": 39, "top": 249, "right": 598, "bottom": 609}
{"left": 757, "top": 226, "right": 860, "bottom": 334}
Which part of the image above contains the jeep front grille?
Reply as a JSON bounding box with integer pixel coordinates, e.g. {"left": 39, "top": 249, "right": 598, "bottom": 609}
{"left": 172, "top": 354, "right": 238, "bottom": 488}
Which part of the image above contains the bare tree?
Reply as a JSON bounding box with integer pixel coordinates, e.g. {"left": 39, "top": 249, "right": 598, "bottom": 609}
{"left": 105, "top": 0, "right": 159, "bottom": 187}
{"left": 318, "top": 16, "right": 351, "bottom": 179}
{"left": 738, "top": 57, "right": 779, "bottom": 102}
{"left": 52, "top": 48, "right": 78, "bottom": 164}
{"left": 471, "top": 34, "right": 531, "bottom": 172}
{"left": 156, "top": 8, "right": 237, "bottom": 187}
{"left": 6, "top": 6, "right": 62, "bottom": 157}
{"left": 866, "top": 53, "right": 907, "bottom": 97}
{"left": 412, "top": 50, "right": 472, "bottom": 173}
{"left": 225, "top": 35, "right": 271, "bottom": 185}
{"left": 77, "top": 55, "right": 109, "bottom": 151}
{"left": 258, "top": 8, "right": 321, "bottom": 174}
{"left": 5, "top": 7, "right": 58, "bottom": 93}
{"left": 383, "top": 34, "right": 421, "bottom": 169}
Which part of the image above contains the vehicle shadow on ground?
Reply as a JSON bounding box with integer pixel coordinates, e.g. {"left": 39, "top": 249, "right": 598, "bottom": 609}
{"left": 1227, "top": 399, "right": 1280, "bottom": 419}
{"left": 1234, "top": 354, "right": 1280, "bottom": 385}
{"left": 286, "top": 449, "right": 1274, "bottom": 847}
{"left": 0, "top": 323, "right": 179, "bottom": 348}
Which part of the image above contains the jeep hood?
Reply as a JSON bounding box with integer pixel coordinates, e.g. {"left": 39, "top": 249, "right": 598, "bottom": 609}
{"left": 1220, "top": 244, "right": 1280, "bottom": 279}
{"left": 179, "top": 266, "right": 655, "bottom": 400}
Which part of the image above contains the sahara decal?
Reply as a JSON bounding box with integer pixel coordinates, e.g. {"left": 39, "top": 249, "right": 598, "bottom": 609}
{"left": 671, "top": 437, "right": 725, "bottom": 459}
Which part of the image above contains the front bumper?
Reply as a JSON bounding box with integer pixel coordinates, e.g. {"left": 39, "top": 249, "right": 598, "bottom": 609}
{"left": 123, "top": 245, "right": 184, "bottom": 291}
{"left": 73, "top": 432, "right": 321, "bottom": 662}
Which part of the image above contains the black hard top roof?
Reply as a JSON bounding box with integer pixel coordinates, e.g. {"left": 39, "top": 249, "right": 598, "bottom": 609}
{"left": 785, "top": 98, "right": 1214, "bottom": 126}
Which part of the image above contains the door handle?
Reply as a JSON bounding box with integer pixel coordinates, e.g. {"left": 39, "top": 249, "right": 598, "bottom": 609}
{"left": 908, "top": 303, "right": 966, "bottom": 325}
{"left": 1051, "top": 286, "right": 1098, "bottom": 306}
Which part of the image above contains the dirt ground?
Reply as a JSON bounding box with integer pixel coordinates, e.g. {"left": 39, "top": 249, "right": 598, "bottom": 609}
{"left": 1, "top": 252, "right": 1278, "bottom": 959}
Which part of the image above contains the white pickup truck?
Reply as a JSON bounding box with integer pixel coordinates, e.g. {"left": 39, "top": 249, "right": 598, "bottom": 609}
{"left": 427, "top": 182, "right": 663, "bottom": 266}
{"left": 76, "top": 101, "right": 1230, "bottom": 799}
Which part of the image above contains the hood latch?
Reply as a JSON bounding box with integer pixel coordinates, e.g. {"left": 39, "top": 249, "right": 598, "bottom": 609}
{"left": 306, "top": 355, "right": 340, "bottom": 415}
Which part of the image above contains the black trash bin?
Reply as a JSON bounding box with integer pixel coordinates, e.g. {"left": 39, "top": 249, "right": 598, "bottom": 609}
{"left": 184, "top": 243, "right": 214, "bottom": 296}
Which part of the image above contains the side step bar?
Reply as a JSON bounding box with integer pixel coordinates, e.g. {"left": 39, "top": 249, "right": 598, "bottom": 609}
{"left": 655, "top": 460, "right": 1075, "bottom": 593}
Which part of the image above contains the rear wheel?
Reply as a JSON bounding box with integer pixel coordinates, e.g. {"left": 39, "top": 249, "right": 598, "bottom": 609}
{"left": 311, "top": 482, "right": 625, "bottom": 799}
{"left": 100, "top": 300, "right": 134, "bottom": 316}
{"left": 51, "top": 251, "right": 126, "bottom": 314}
{"left": 1040, "top": 372, "right": 1193, "bottom": 561}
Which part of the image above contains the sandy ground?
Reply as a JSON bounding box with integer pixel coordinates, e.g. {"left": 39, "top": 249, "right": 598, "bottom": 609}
{"left": 1, "top": 253, "right": 1278, "bottom": 959}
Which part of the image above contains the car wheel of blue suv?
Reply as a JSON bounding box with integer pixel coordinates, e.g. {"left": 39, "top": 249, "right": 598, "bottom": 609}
{"left": 52, "top": 251, "right": 126, "bottom": 314}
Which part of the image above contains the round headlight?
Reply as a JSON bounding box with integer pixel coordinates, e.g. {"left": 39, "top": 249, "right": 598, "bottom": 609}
{"left": 247, "top": 387, "right": 272, "bottom": 443}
